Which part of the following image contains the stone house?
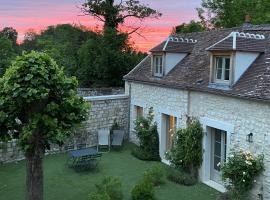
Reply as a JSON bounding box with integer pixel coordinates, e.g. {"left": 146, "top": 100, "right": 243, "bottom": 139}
{"left": 124, "top": 24, "right": 270, "bottom": 198}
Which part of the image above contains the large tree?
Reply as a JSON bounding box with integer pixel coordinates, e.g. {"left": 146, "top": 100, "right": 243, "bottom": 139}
{"left": 21, "top": 24, "right": 95, "bottom": 76}
{"left": 77, "top": 29, "right": 145, "bottom": 86}
{"left": 197, "top": 0, "right": 270, "bottom": 28}
{"left": 81, "top": 0, "right": 161, "bottom": 34}
{"left": 173, "top": 20, "right": 206, "bottom": 34}
{"left": 0, "top": 36, "right": 15, "bottom": 75}
{"left": 0, "top": 27, "right": 18, "bottom": 47}
{"left": 0, "top": 51, "right": 89, "bottom": 200}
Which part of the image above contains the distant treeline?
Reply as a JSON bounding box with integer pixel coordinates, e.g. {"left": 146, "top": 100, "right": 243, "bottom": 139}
{"left": 0, "top": 24, "right": 146, "bottom": 87}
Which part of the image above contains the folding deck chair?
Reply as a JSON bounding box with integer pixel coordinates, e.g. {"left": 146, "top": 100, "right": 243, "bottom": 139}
{"left": 111, "top": 130, "right": 125, "bottom": 148}
{"left": 97, "top": 128, "right": 111, "bottom": 152}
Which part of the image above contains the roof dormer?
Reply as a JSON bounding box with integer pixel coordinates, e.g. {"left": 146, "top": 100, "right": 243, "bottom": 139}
{"left": 206, "top": 32, "right": 266, "bottom": 89}
{"left": 150, "top": 36, "right": 196, "bottom": 77}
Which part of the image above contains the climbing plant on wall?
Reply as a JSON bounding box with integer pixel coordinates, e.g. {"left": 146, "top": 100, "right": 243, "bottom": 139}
{"left": 166, "top": 119, "right": 203, "bottom": 178}
{"left": 133, "top": 107, "right": 160, "bottom": 161}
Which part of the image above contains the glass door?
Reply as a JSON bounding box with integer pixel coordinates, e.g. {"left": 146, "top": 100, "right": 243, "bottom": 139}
{"left": 165, "top": 115, "right": 177, "bottom": 151}
{"left": 210, "top": 128, "right": 227, "bottom": 184}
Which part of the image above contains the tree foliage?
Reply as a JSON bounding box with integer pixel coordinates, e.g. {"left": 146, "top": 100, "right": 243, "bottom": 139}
{"left": 197, "top": 0, "right": 270, "bottom": 28}
{"left": 0, "top": 27, "right": 18, "bottom": 47}
{"left": 81, "top": 0, "right": 161, "bottom": 33}
{"left": 0, "top": 51, "right": 89, "bottom": 150}
{"left": 173, "top": 20, "right": 205, "bottom": 34}
{"left": 77, "top": 29, "right": 145, "bottom": 87}
{"left": 0, "top": 37, "right": 15, "bottom": 75}
{"left": 20, "top": 24, "right": 95, "bottom": 76}
{"left": 0, "top": 51, "right": 89, "bottom": 200}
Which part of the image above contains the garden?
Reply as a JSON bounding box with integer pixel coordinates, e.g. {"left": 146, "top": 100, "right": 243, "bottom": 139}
{"left": 0, "top": 143, "right": 219, "bottom": 200}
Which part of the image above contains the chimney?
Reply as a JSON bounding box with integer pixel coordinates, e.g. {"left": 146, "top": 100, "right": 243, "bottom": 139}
{"left": 243, "top": 15, "right": 252, "bottom": 28}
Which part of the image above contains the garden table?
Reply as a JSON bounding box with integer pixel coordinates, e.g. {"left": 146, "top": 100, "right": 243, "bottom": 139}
{"left": 67, "top": 147, "right": 101, "bottom": 169}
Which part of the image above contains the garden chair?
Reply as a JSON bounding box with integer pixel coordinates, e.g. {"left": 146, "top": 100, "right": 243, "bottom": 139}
{"left": 111, "top": 130, "right": 125, "bottom": 148}
{"left": 97, "top": 128, "right": 110, "bottom": 152}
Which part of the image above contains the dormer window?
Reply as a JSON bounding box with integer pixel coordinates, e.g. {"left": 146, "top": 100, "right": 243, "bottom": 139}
{"left": 214, "top": 56, "right": 231, "bottom": 83}
{"left": 153, "top": 55, "right": 163, "bottom": 77}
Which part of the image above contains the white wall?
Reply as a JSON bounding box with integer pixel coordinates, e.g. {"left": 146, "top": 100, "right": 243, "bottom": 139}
{"left": 234, "top": 52, "right": 259, "bottom": 82}
{"left": 128, "top": 82, "right": 188, "bottom": 159}
{"left": 165, "top": 53, "right": 187, "bottom": 75}
{"left": 127, "top": 81, "right": 270, "bottom": 198}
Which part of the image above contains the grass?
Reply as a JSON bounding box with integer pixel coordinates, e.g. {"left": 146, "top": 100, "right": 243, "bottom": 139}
{"left": 0, "top": 143, "right": 219, "bottom": 200}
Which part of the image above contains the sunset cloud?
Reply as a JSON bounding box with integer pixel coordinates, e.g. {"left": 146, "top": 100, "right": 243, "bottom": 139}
{"left": 0, "top": 0, "right": 201, "bottom": 51}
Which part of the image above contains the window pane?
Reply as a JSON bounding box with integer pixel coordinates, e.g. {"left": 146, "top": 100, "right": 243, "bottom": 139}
{"left": 214, "top": 156, "right": 221, "bottom": 171}
{"left": 225, "top": 58, "right": 230, "bottom": 70}
{"left": 216, "top": 68, "right": 222, "bottom": 80}
{"left": 225, "top": 58, "right": 230, "bottom": 81}
{"left": 225, "top": 69, "right": 230, "bottom": 81}
{"left": 216, "top": 57, "right": 223, "bottom": 80}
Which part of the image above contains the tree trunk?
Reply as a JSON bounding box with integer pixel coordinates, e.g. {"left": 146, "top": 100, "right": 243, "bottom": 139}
{"left": 26, "top": 144, "right": 44, "bottom": 200}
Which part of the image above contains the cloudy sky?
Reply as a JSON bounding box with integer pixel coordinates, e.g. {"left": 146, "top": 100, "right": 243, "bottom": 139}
{"left": 0, "top": 0, "right": 201, "bottom": 51}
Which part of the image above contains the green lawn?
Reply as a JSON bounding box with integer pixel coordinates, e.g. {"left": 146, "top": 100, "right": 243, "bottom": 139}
{"left": 0, "top": 144, "right": 219, "bottom": 200}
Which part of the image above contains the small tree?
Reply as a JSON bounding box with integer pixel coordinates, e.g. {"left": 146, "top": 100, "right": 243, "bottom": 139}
{"left": 0, "top": 51, "right": 89, "bottom": 200}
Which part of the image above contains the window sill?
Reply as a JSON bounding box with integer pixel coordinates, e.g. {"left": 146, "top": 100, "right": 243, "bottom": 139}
{"left": 208, "top": 83, "right": 231, "bottom": 91}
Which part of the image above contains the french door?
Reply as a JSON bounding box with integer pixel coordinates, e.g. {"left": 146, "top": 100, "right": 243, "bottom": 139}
{"left": 210, "top": 128, "right": 227, "bottom": 184}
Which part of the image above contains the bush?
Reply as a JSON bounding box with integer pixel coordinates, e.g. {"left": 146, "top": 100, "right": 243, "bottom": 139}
{"left": 221, "top": 150, "right": 264, "bottom": 199}
{"left": 133, "top": 107, "right": 160, "bottom": 161}
{"left": 143, "top": 165, "right": 165, "bottom": 186}
{"left": 89, "top": 193, "right": 110, "bottom": 200}
{"left": 166, "top": 167, "right": 197, "bottom": 186}
{"left": 131, "top": 146, "right": 158, "bottom": 161}
{"left": 131, "top": 179, "right": 155, "bottom": 200}
{"left": 165, "top": 120, "right": 203, "bottom": 177}
{"left": 89, "top": 176, "right": 123, "bottom": 200}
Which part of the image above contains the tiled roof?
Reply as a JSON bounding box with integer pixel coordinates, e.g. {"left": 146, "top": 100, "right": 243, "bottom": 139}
{"left": 207, "top": 32, "right": 266, "bottom": 52}
{"left": 150, "top": 37, "right": 196, "bottom": 53}
{"left": 124, "top": 25, "right": 270, "bottom": 102}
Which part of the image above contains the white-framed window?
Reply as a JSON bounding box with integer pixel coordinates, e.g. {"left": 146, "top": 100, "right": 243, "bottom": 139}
{"left": 214, "top": 56, "right": 231, "bottom": 83}
{"left": 153, "top": 55, "right": 163, "bottom": 77}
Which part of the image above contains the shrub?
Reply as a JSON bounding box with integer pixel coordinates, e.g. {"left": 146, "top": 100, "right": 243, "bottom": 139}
{"left": 131, "top": 179, "right": 155, "bottom": 200}
{"left": 166, "top": 167, "right": 197, "bottom": 186}
{"left": 89, "top": 176, "right": 123, "bottom": 200}
{"left": 131, "top": 146, "right": 157, "bottom": 161}
{"left": 89, "top": 193, "right": 110, "bottom": 200}
{"left": 165, "top": 120, "right": 203, "bottom": 177}
{"left": 143, "top": 165, "right": 165, "bottom": 186}
{"left": 133, "top": 107, "right": 160, "bottom": 161}
{"left": 221, "top": 150, "right": 264, "bottom": 199}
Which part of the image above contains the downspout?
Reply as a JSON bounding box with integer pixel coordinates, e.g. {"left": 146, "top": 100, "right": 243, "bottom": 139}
{"left": 127, "top": 82, "right": 132, "bottom": 141}
{"left": 186, "top": 90, "right": 191, "bottom": 125}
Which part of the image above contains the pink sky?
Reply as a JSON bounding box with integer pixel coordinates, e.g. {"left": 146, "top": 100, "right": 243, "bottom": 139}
{"left": 0, "top": 0, "right": 201, "bottom": 52}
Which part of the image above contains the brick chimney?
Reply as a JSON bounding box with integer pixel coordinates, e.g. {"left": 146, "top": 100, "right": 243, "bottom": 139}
{"left": 243, "top": 15, "right": 252, "bottom": 28}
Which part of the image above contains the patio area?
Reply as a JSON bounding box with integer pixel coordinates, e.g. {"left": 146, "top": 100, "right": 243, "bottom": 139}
{"left": 0, "top": 143, "right": 219, "bottom": 200}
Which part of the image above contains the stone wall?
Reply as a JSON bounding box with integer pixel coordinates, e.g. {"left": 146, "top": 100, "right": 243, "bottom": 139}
{"left": 83, "top": 95, "right": 129, "bottom": 146}
{"left": 0, "top": 94, "right": 129, "bottom": 163}
{"left": 127, "top": 81, "right": 270, "bottom": 199}
{"left": 77, "top": 88, "right": 124, "bottom": 97}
